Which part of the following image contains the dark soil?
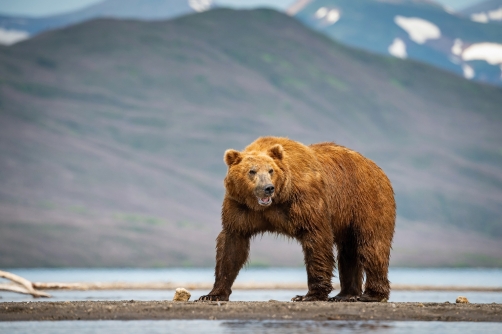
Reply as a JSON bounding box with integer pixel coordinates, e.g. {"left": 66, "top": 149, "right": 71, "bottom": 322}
{"left": 1, "top": 301, "right": 501, "bottom": 322}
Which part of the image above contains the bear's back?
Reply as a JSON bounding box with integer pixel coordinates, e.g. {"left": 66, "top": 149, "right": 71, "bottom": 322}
{"left": 310, "top": 142, "right": 395, "bottom": 229}
{"left": 244, "top": 136, "right": 323, "bottom": 176}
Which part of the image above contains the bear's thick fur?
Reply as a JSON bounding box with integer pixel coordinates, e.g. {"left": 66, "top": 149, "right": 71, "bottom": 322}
{"left": 199, "top": 137, "right": 395, "bottom": 302}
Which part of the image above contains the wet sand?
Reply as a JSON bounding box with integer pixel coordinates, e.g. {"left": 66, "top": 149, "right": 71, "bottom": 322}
{"left": 1, "top": 301, "right": 501, "bottom": 322}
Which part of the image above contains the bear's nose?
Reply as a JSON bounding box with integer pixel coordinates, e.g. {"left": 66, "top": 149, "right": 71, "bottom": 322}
{"left": 264, "top": 184, "right": 275, "bottom": 195}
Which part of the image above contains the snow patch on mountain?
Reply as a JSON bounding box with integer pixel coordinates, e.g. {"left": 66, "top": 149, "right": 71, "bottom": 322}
{"left": 462, "top": 64, "right": 475, "bottom": 79}
{"left": 314, "top": 7, "right": 340, "bottom": 25}
{"left": 389, "top": 38, "right": 407, "bottom": 59}
{"left": 326, "top": 9, "right": 340, "bottom": 24}
{"left": 462, "top": 42, "right": 502, "bottom": 65}
{"left": 471, "top": 12, "right": 489, "bottom": 23}
{"left": 0, "top": 28, "right": 29, "bottom": 46}
{"left": 451, "top": 38, "right": 463, "bottom": 56}
{"left": 470, "top": 7, "right": 502, "bottom": 23}
{"left": 450, "top": 39, "right": 502, "bottom": 80}
{"left": 315, "top": 7, "right": 327, "bottom": 18}
{"left": 394, "top": 16, "right": 440, "bottom": 44}
{"left": 189, "top": 0, "right": 213, "bottom": 12}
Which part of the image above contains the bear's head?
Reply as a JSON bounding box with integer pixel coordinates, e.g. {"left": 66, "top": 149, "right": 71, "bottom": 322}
{"left": 223, "top": 144, "right": 290, "bottom": 210}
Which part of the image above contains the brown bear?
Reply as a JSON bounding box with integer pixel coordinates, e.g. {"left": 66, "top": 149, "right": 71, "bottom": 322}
{"left": 198, "top": 136, "right": 395, "bottom": 302}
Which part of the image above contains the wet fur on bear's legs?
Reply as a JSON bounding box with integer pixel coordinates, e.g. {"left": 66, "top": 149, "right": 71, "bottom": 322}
{"left": 359, "top": 266, "right": 390, "bottom": 302}
{"left": 359, "top": 238, "right": 392, "bottom": 302}
{"left": 329, "top": 229, "right": 363, "bottom": 302}
{"left": 292, "top": 232, "right": 334, "bottom": 301}
{"left": 198, "top": 230, "right": 250, "bottom": 302}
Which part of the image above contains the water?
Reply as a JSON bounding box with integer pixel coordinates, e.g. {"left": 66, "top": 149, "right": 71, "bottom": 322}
{"left": 4, "top": 267, "right": 502, "bottom": 286}
{"left": 1, "top": 267, "right": 501, "bottom": 303}
{"left": 2, "top": 268, "right": 501, "bottom": 333}
{"left": 0, "top": 320, "right": 501, "bottom": 334}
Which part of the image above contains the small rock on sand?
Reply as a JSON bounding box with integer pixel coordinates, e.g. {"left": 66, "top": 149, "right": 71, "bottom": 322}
{"left": 456, "top": 296, "right": 469, "bottom": 304}
{"left": 173, "top": 288, "right": 191, "bottom": 302}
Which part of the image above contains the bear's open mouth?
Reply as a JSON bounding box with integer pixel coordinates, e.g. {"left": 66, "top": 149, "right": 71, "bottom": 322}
{"left": 257, "top": 197, "right": 272, "bottom": 206}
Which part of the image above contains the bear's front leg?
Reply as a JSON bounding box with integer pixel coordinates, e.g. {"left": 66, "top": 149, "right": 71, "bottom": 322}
{"left": 198, "top": 230, "right": 250, "bottom": 301}
{"left": 292, "top": 232, "right": 334, "bottom": 302}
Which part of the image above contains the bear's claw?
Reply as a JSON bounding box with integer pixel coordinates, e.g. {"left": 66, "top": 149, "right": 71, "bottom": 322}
{"left": 291, "top": 294, "right": 327, "bottom": 302}
{"left": 197, "top": 294, "right": 228, "bottom": 302}
{"left": 359, "top": 293, "right": 387, "bottom": 302}
{"left": 328, "top": 295, "right": 360, "bottom": 302}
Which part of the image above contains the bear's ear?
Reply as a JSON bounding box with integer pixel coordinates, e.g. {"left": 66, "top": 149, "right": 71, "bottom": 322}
{"left": 268, "top": 144, "right": 284, "bottom": 160}
{"left": 224, "top": 149, "right": 242, "bottom": 166}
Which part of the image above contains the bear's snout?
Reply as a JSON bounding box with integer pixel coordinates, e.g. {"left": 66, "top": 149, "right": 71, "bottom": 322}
{"left": 264, "top": 184, "right": 275, "bottom": 196}
{"left": 251, "top": 170, "right": 276, "bottom": 206}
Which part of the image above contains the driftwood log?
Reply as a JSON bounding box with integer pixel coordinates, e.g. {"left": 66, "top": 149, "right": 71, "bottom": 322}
{"left": 0, "top": 270, "right": 51, "bottom": 298}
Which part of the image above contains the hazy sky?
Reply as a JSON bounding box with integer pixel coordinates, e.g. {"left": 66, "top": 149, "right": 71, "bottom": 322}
{"left": 0, "top": 0, "right": 483, "bottom": 17}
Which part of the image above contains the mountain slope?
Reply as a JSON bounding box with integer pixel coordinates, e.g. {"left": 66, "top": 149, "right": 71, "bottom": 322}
{"left": 290, "top": 0, "right": 502, "bottom": 87}
{"left": 1, "top": 9, "right": 501, "bottom": 267}
{"left": 0, "top": 0, "right": 214, "bottom": 45}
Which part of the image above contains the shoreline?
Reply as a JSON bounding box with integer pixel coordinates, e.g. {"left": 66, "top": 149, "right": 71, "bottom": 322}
{"left": 22, "top": 282, "right": 502, "bottom": 292}
{"left": 1, "top": 301, "right": 501, "bottom": 322}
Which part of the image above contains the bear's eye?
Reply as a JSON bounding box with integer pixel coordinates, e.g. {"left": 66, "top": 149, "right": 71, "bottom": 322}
{"left": 249, "top": 170, "right": 256, "bottom": 176}
{"left": 269, "top": 169, "right": 273, "bottom": 174}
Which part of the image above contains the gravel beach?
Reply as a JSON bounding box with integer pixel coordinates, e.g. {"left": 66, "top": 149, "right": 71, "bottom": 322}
{"left": 1, "top": 301, "right": 501, "bottom": 322}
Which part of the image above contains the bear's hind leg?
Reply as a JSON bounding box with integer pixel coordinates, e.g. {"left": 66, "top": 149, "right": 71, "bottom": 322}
{"left": 329, "top": 233, "right": 363, "bottom": 302}
{"left": 359, "top": 239, "right": 391, "bottom": 302}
